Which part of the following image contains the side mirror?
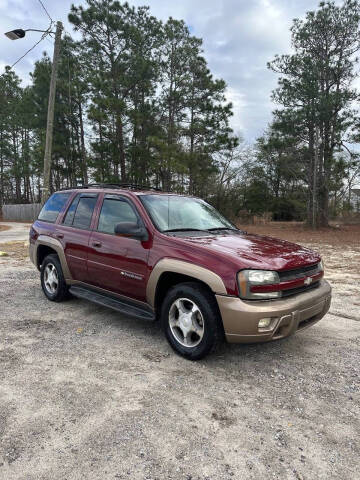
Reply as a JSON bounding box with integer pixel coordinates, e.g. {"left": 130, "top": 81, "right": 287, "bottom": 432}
{"left": 114, "top": 222, "right": 148, "bottom": 241}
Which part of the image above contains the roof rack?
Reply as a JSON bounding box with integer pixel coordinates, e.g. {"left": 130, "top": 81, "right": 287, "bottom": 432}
{"left": 59, "top": 183, "right": 163, "bottom": 192}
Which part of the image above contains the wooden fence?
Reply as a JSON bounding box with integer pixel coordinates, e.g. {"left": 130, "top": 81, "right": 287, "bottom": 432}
{"left": 2, "top": 203, "right": 42, "bottom": 222}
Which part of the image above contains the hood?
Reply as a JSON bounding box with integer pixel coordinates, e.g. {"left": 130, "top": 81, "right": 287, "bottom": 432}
{"left": 176, "top": 232, "right": 320, "bottom": 271}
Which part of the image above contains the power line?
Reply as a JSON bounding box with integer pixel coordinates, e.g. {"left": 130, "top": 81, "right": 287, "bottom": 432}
{"left": 37, "top": 0, "right": 53, "bottom": 23}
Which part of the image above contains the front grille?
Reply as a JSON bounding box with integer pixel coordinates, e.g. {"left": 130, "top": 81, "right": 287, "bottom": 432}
{"left": 278, "top": 263, "right": 320, "bottom": 282}
{"left": 278, "top": 262, "right": 321, "bottom": 298}
{"left": 281, "top": 281, "right": 320, "bottom": 297}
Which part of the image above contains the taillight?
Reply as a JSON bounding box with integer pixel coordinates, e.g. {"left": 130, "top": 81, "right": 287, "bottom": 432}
{"left": 29, "top": 226, "right": 38, "bottom": 241}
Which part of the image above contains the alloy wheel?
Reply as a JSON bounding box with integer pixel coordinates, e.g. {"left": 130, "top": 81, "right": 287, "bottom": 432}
{"left": 168, "top": 297, "right": 205, "bottom": 348}
{"left": 44, "top": 263, "right": 59, "bottom": 295}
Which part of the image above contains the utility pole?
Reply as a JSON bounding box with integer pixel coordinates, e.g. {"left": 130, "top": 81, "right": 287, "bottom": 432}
{"left": 5, "top": 21, "right": 63, "bottom": 203}
{"left": 312, "top": 127, "right": 319, "bottom": 229}
{"left": 42, "top": 21, "right": 63, "bottom": 204}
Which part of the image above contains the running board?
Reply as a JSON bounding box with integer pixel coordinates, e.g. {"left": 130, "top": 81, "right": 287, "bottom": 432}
{"left": 69, "top": 285, "right": 155, "bottom": 321}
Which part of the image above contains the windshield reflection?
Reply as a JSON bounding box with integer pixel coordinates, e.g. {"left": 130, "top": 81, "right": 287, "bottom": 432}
{"left": 140, "top": 195, "right": 235, "bottom": 233}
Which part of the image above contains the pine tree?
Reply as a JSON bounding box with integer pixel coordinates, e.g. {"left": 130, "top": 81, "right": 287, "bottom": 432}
{"left": 268, "top": 0, "right": 360, "bottom": 227}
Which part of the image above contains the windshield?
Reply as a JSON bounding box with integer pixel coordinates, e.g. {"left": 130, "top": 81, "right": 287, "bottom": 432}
{"left": 140, "top": 194, "right": 235, "bottom": 232}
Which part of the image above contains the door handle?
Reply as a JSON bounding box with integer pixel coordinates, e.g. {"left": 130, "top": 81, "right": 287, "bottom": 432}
{"left": 55, "top": 233, "right": 64, "bottom": 239}
{"left": 92, "top": 241, "right": 102, "bottom": 248}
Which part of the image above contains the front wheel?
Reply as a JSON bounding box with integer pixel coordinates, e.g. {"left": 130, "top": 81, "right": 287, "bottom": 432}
{"left": 160, "top": 282, "right": 224, "bottom": 360}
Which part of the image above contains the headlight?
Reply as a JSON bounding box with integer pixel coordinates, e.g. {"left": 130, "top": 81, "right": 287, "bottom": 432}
{"left": 319, "top": 260, "right": 324, "bottom": 273}
{"left": 238, "top": 270, "right": 281, "bottom": 300}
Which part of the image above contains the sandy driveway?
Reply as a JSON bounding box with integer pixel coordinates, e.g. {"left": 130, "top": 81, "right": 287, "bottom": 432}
{"left": 0, "top": 222, "right": 30, "bottom": 244}
{"left": 0, "top": 241, "right": 359, "bottom": 479}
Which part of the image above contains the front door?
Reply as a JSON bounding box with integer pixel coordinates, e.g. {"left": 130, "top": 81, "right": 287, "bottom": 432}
{"left": 87, "top": 194, "right": 150, "bottom": 302}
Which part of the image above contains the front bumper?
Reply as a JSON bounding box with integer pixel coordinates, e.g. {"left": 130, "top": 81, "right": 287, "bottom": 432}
{"left": 216, "top": 279, "right": 332, "bottom": 343}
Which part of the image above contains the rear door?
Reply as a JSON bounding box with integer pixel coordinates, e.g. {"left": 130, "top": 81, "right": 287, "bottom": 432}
{"left": 55, "top": 192, "right": 98, "bottom": 282}
{"left": 87, "top": 194, "right": 150, "bottom": 302}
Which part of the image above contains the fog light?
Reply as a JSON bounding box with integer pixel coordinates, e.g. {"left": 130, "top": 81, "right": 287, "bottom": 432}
{"left": 258, "top": 317, "right": 272, "bottom": 329}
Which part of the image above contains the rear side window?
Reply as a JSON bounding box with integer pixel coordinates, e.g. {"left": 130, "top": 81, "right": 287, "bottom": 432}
{"left": 72, "top": 196, "right": 97, "bottom": 229}
{"left": 38, "top": 192, "right": 71, "bottom": 223}
{"left": 63, "top": 194, "right": 80, "bottom": 226}
{"left": 98, "top": 197, "right": 138, "bottom": 234}
{"left": 63, "top": 194, "right": 97, "bottom": 229}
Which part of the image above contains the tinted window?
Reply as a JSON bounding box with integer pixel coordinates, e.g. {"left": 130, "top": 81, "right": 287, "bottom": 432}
{"left": 63, "top": 194, "right": 80, "bottom": 225}
{"left": 38, "top": 192, "right": 71, "bottom": 223}
{"left": 72, "top": 196, "right": 97, "bottom": 229}
{"left": 98, "top": 198, "right": 138, "bottom": 234}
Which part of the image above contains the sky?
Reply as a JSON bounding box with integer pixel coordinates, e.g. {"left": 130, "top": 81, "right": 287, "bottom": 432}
{"left": 0, "top": 0, "right": 343, "bottom": 143}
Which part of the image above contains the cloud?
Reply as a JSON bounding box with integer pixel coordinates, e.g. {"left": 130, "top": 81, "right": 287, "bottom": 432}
{"left": 0, "top": 0, "right": 331, "bottom": 141}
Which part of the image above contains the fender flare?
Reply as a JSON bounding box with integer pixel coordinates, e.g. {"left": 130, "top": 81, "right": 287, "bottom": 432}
{"left": 32, "top": 236, "right": 73, "bottom": 280}
{"left": 146, "top": 258, "right": 227, "bottom": 307}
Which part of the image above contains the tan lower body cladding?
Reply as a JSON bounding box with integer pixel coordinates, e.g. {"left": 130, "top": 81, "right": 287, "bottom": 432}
{"left": 30, "top": 242, "right": 331, "bottom": 344}
{"left": 30, "top": 236, "right": 72, "bottom": 280}
{"left": 216, "top": 280, "right": 331, "bottom": 343}
{"left": 146, "top": 258, "right": 227, "bottom": 307}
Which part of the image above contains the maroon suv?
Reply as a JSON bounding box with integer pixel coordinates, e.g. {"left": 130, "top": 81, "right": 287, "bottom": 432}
{"left": 29, "top": 184, "right": 332, "bottom": 359}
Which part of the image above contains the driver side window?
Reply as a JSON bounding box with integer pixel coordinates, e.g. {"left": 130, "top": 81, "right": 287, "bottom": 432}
{"left": 98, "top": 197, "right": 138, "bottom": 234}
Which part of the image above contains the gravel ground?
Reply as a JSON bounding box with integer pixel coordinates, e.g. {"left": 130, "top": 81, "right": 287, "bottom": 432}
{"left": 0, "top": 242, "right": 359, "bottom": 480}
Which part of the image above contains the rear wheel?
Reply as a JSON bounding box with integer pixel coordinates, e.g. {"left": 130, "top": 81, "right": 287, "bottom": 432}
{"left": 160, "top": 282, "right": 223, "bottom": 360}
{"left": 40, "top": 254, "right": 69, "bottom": 302}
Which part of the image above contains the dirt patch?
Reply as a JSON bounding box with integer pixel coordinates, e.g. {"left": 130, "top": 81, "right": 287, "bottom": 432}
{"left": 0, "top": 225, "right": 11, "bottom": 232}
{"left": 238, "top": 221, "right": 360, "bottom": 247}
{"left": 0, "top": 241, "right": 29, "bottom": 260}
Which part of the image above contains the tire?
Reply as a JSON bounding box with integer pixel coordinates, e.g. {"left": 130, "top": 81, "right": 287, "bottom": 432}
{"left": 40, "top": 254, "right": 70, "bottom": 302}
{"left": 160, "top": 282, "right": 224, "bottom": 360}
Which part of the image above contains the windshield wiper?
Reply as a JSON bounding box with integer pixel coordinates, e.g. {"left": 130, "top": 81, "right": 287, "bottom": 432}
{"left": 207, "top": 227, "right": 239, "bottom": 232}
{"left": 162, "top": 228, "right": 210, "bottom": 233}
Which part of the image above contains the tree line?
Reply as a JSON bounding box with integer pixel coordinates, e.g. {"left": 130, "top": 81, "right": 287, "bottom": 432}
{"left": 0, "top": 0, "right": 359, "bottom": 227}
